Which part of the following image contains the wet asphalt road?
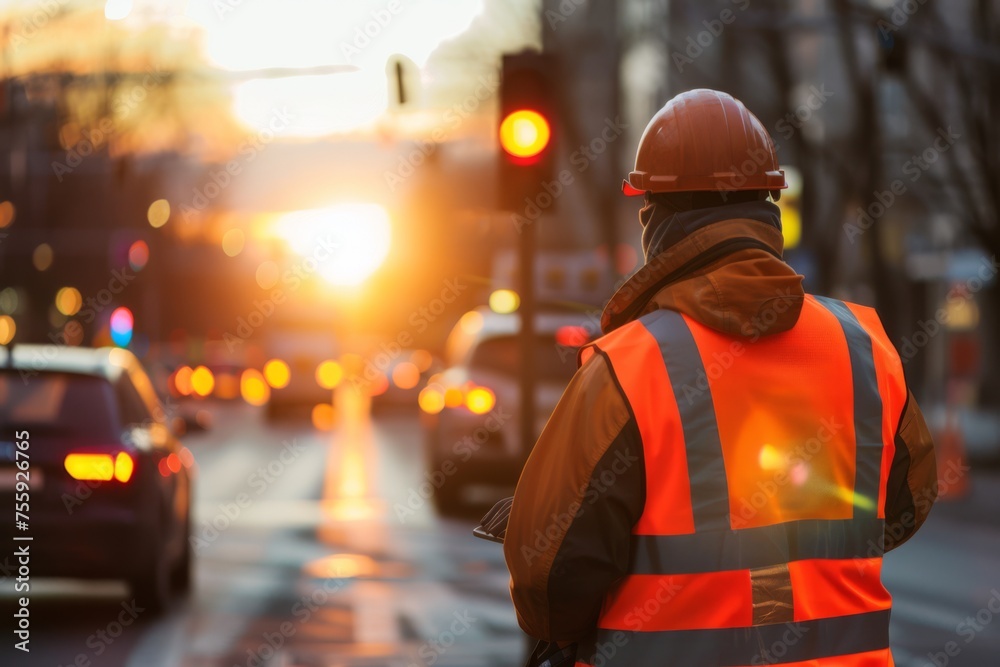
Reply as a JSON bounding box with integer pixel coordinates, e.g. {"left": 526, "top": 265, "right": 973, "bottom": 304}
{"left": 0, "top": 395, "right": 997, "bottom": 667}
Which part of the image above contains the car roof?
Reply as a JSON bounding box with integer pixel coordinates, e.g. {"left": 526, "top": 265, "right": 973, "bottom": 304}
{"left": 444, "top": 307, "right": 600, "bottom": 369}
{"left": 0, "top": 345, "right": 135, "bottom": 382}
{"left": 473, "top": 307, "right": 599, "bottom": 339}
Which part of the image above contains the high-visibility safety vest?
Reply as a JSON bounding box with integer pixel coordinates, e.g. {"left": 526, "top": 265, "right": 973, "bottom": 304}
{"left": 575, "top": 295, "right": 906, "bottom": 667}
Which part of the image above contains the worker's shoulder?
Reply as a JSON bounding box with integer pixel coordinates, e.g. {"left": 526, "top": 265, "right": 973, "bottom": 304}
{"left": 584, "top": 314, "right": 659, "bottom": 355}
{"left": 808, "top": 293, "right": 902, "bottom": 365}
{"left": 571, "top": 342, "right": 634, "bottom": 405}
{"left": 808, "top": 293, "right": 884, "bottom": 329}
{"left": 576, "top": 342, "right": 617, "bottom": 382}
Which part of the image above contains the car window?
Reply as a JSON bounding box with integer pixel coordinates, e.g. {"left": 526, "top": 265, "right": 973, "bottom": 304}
{"left": 468, "top": 335, "right": 578, "bottom": 382}
{"left": 128, "top": 366, "right": 165, "bottom": 424}
{"left": 0, "top": 371, "right": 120, "bottom": 438}
{"left": 116, "top": 376, "right": 153, "bottom": 427}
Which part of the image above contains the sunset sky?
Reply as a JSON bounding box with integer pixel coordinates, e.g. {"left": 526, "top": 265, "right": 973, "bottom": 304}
{"left": 1, "top": 0, "right": 536, "bottom": 141}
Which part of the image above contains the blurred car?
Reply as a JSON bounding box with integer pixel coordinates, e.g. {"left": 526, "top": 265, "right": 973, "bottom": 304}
{"left": 262, "top": 316, "right": 340, "bottom": 419}
{"left": 167, "top": 362, "right": 246, "bottom": 402}
{"left": 419, "top": 308, "right": 596, "bottom": 511}
{"left": 0, "top": 345, "right": 195, "bottom": 613}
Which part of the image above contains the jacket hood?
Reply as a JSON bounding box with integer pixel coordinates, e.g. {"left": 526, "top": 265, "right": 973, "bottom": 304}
{"left": 601, "top": 201, "right": 805, "bottom": 337}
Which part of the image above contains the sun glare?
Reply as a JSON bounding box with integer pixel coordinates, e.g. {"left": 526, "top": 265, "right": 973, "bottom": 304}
{"left": 104, "top": 0, "right": 133, "bottom": 21}
{"left": 232, "top": 73, "right": 388, "bottom": 138}
{"left": 184, "top": 0, "right": 487, "bottom": 137}
{"left": 274, "top": 203, "right": 392, "bottom": 287}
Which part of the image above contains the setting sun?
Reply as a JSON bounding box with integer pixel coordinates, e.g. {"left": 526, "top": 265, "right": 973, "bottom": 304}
{"left": 274, "top": 203, "right": 392, "bottom": 287}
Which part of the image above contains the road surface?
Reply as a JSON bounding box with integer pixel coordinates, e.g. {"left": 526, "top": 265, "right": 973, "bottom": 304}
{"left": 1, "top": 392, "right": 997, "bottom": 666}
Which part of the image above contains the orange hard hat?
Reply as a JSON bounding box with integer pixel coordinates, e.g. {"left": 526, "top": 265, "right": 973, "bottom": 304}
{"left": 623, "top": 89, "right": 787, "bottom": 196}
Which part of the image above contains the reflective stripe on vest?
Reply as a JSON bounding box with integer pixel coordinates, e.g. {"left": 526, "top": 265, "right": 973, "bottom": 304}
{"left": 576, "top": 296, "right": 903, "bottom": 667}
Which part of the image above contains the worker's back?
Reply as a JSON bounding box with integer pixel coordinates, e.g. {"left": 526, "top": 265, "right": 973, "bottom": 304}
{"left": 573, "top": 294, "right": 905, "bottom": 666}
{"left": 504, "top": 90, "right": 936, "bottom": 667}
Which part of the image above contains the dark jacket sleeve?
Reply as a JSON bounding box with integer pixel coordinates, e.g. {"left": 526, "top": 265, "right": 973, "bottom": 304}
{"left": 883, "top": 390, "right": 937, "bottom": 551}
{"left": 503, "top": 352, "right": 645, "bottom": 643}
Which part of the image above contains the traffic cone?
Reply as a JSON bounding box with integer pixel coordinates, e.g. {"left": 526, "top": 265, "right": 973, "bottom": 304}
{"left": 935, "top": 409, "right": 970, "bottom": 500}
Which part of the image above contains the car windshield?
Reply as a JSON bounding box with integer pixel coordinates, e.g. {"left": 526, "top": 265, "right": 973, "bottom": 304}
{"left": 0, "top": 371, "right": 120, "bottom": 438}
{"left": 469, "top": 335, "right": 579, "bottom": 383}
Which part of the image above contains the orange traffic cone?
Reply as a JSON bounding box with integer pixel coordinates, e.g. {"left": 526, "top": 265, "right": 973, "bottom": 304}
{"left": 935, "top": 410, "right": 970, "bottom": 500}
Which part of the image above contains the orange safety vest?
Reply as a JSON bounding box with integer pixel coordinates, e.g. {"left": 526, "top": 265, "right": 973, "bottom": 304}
{"left": 575, "top": 295, "right": 906, "bottom": 667}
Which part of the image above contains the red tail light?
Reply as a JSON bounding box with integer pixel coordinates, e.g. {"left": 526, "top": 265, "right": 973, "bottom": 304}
{"left": 64, "top": 452, "right": 135, "bottom": 483}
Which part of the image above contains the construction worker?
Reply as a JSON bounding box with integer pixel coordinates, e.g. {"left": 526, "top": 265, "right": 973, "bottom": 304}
{"left": 503, "top": 89, "right": 938, "bottom": 666}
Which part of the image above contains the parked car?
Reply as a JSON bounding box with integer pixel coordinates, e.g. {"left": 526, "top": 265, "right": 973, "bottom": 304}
{"left": 419, "top": 308, "right": 596, "bottom": 511}
{"left": 0, "top": 345, "right": 196, "bottom": 613}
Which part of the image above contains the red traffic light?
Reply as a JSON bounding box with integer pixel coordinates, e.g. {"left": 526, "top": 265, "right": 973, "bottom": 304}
{"left": 499, "top": 109, "right": 551, "bottom": 160}
{"left": 497, "top": 52, "right": 556, "bottom": 210}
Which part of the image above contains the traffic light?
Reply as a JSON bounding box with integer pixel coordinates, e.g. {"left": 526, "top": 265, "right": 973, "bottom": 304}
{"left": 500, "top": 110, "right": 550, "bottom": 161}
{"left": 498, "top": 52, "right": 556, "bottom": 211}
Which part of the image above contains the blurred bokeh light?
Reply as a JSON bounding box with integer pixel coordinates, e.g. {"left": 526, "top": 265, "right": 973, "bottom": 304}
{"left": 55, "top": 287, "right": 83, "bottom": 317}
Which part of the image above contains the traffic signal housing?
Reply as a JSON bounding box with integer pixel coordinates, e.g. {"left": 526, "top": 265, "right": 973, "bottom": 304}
{"left": 498, "top": 52, "right": 556, "bottom": 211}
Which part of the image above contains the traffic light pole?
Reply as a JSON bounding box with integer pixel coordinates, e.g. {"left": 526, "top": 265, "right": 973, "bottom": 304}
{"left": 498, "top": 51, "right": 554, "bottom": 467}
{"left": 519, "top": 213, "right": 536, "bottom": 470}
